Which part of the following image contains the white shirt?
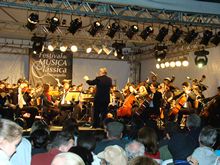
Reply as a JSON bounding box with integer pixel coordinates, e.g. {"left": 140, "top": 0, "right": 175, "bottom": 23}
{"left": 0, "top": 150, "right": 10, "bottom": 165}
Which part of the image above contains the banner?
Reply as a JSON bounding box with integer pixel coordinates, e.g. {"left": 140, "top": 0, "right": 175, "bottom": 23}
{"left": 29, "top": 50, "right": 73, "bottom": 87}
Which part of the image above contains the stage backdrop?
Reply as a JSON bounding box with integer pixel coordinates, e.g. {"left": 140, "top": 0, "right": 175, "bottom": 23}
{"left": 29, "top": 50, "right": 73, "bottom": 87}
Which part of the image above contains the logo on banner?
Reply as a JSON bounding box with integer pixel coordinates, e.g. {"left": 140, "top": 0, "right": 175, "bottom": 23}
{"left": 29, "top": 50, "right": 72, "bottom": 86}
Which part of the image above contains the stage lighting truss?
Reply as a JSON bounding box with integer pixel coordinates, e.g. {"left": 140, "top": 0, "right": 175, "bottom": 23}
{"left": 106, "top": 22, "right": 120, "bottom": 39}
{"left": 156, "top": 56, "right": 189, "bottom": 69}
{"left": 26, "top": 13, "right": 39, "bottom": 31}
{"left": 88, "top": 21, "right": 103, "bottom": 37}
{"left": 68, "top": 18, "right": 82, "bottom": 35}
{"left": 92, "top": 45, "right": 102, "bottom": 54}
{"left": 194, "top": 49, "right": 209, "bottom": 68}
{"left": 47, "top": 16, "right": 60, "bottom": 33}
{"left": 126, "top": 25, "right": 139, "bottom": 39}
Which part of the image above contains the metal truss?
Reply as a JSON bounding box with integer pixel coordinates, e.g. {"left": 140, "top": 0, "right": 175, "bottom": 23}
{"left": 0, "top": 0, "right": 220, "bottom": 28}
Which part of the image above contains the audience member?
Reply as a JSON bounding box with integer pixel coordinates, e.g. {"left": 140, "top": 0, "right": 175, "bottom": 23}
{"left": 97, "top": 145, "right": 128, "bottom": 165}
{"left": 30, "top": 129, "right": 50, "bottom": 155}
{"left": 31, "top": 131, "right": 74, "bottom": 165}
{"left": 188, "top": 126, "right": 218, "bottom": 165}
{"left": 94, "top": 121, "right": 128, "bottom": 154}
{"left": 129, "top": 156, "right": 158, "bottom": 165}
{"left": 125, "top": 140, "right": 145, "bottom": 161}
{"left": 137, "top": 126, "right": 161, "bottom": 163}
{"left": 167, "top": 114, "right": 202, "bottom": 164}
{"left": 77, "top": 133, "right": 101, "bottom": 165}
{"left": 10, "top": 137, "right": 32, "bottom": 165}
{"left": 51, "top": 152, "right": 85, "bottom": 165}
{"left": 62, "top": 118, "right": 79, "bottom": 144}
{"left": 0, "top": 119, "right": 23, "bottom": 165}
{"left": 69, "top": 146, "right": 93, "bottom": 165}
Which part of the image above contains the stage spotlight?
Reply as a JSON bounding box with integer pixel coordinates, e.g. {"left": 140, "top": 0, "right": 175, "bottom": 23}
{"left": 26, "top": 13, "right": 39, "bottom": 31}
{"left": 126, "top": 25, "right": 139, "bottom": 39}
{"left": 194, "top": 49, "right": 209, "bottom": 68}
{"left": 47, "top": 16, "right": 60, "bottom": 33}
{"left": 156, "top": 27, "right": 168, "bottom": 42}
{"left": 88, "top": 21, "right": 103, "bottom": 36}
{"left": 70, "top": 45, "right": 78, "bottom": 52}
{"left": 170, "top": 28, "right": 182, "bottom": 43}
{"left": 160, "top": 63, "right": 165, "bottom": 69}
{"left": 182, "top": 59, "right": 189, "bottom": 67}
{"left": 68, "top": 18, "right": 82, "bottom": 35}
{"left": 154, "top": 45, "right": 167, "bottom": 61}
{"left": 48, "top": 44, "right": 55, "bottom": 51}
{"left": 211, "top": 31, "right": 220, "bottom": 46}
{"left": 102, "top": 46, "right": 112, "bottom": 55}
{"left": 175, "top": 60, "right": 182, "bottom": 67}
{"left": 31, "top": 35, "right": 45, "bottom": 54}
{"left": 86, "top": 47, "right": 92, "bottom": 53}
{"left": 165, "top": 61, "right": 170, "bottom": 67}
{"left": 184, "top": 29, "right": 198, "bottom": 44}
{"left": 156, "top": 63, "right": 160, "bottom": 69}
{"left": 60, "top": 44, "right": 67, "bottom": 52}
{"left": 200, "top": 30, "right": 213, "bottom": 46}
{"left": 106, "top": 22, "right": 120, "bottom": 38}
{"left": 140, "top": 26, "right": 154, "bottom": 40}
{"left": 93, "top": 45, "right": 102, "bottom": 54}
{"left": 170, "top": 61, "right": 176, "bottom": 68}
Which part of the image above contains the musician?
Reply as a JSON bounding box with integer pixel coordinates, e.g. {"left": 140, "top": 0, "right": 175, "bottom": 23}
{"left": 84, "top": 67, "right": 112, "bottom": 128}
{"left": 176, "top": 82, "right": 197, "bottom": 125}
{"left": 10, "top": 78, "right": 38, "bottom": 128}
{"left": 148, "top": 83, "right": 162, "bottom": 117}
{"left": 41, "top": 83, "right": 59, "bottom": 124}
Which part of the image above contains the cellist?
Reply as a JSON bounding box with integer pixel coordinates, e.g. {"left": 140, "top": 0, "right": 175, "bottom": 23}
{"left": 170, "top": 82, "right": 197, "bottom": 125}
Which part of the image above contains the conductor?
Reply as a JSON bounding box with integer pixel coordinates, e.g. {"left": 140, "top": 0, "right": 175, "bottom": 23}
{"left": 84, "top": 67, "right": 112, "bottom": 128}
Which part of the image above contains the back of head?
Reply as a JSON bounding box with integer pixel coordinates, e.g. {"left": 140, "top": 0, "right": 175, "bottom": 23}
{"left": 69, "top": 146, "right": 93, "bottom": 165}
{"left": 0, "top": 118, "right": 22, "bottom": 142}
{"left": 30, "top": 129, "right": 50, "bottom": 148}
{"left": 62, "top": 118, "right": 79, "bottom": 136}
{"left": 186, "top": 114, "right": 201, "bottom": 129}
{"left": 129, "top": 156, "right": 158, "bottom": 165}
{"left": 99, "top": 67, "right": 107, "bottom": 75}
{"left": 77, "top": 134, "right": 96, "bottom": 151}
{"left": 106, "top": 121, "right": 124, "bottom": 138}
{"left": 30, "top": 120, "right": 49, "bottom": 134}
{"left": 199, "top": 126, "right": 217, "bottom": 147}
{"left": 125, "top": 140, "right": 145, "bottom": 161}
{"left": 137, "top": 126, "right": 158, "bottom": 154}
{"left": 50, "top": 131, "right": 74, "bottom": 150}
{"left": 51, "top": 152, "right": 85, "bottom": 165}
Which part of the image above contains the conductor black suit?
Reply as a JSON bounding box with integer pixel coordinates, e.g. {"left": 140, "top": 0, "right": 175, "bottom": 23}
{"left": 86, "top": 72, "right": 112, "bottom": 128}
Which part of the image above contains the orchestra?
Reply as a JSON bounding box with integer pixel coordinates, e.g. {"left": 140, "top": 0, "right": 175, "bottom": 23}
{"left": 0, "top": 71, "right": 219, "bottom": 129}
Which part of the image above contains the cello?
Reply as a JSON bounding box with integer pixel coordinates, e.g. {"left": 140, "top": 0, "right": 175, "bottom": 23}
{"left": 169, "top": 94, "right": 187, "bottom": 116}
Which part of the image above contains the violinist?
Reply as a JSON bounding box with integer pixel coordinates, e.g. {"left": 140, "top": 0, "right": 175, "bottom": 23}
{"left": 9, "top": 78, "right": 38, "bottom": 128}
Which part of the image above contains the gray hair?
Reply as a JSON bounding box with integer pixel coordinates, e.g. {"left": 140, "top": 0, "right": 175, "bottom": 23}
{"left": 51, "top": 152, "right": 85, "bottom": 165}
{"left": 186, "top": 114, "right": 201, "bottom": 128}
{"left": 199, "top": 126, "right": 217, "bottom": 147}
{"left": 125, "top": 140, "right": 145, "bottom": 161}
{"left": 0, "top": 119, "right": 22, "bottom": 142}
